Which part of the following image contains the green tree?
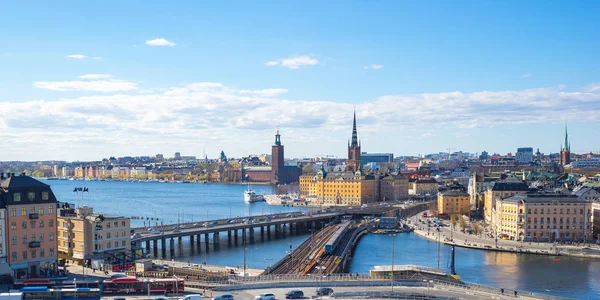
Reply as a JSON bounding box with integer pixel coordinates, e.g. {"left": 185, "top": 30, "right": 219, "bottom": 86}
{"left": 459, "top": 217, "right": 467, "bottom": 233}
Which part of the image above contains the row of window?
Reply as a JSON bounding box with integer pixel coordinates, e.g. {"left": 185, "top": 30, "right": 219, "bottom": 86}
{"left": 94, "top": 240, "right": 128, "bottom": 250}
{"left": 11, "top": 248, "right": 54, "bottom": 261}
{"left": 11, "top": 232, "right": 54, "bottom": 245}
{"left": 10, "top": 206, "right": 54, "bottom": 216}
{"left": 13, "top": 192, "right": 50, "bottom": 202}
{"left": 10, "top": 219, "right": 53, "bottom": 230}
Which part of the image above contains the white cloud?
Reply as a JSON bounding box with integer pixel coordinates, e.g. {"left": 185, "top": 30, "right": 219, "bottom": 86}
{"left": 364, "top": 64, "right": 383, "bottom": 70}
{"left": 239, "top": 88, "right": 288, "bottom": 97}
{"left": 522, "top": 73, "right": 533, "bottom": 78}
{"left": 66, "top": 54, "right": 87, "bottom": 59}
{"left": 78, "top": 74, "right": 113, "bottom": 79}
{"left": 265, "top": 55, "right": 319, "bottom": 69}
{"left": 34, "top": 79, "right": 138, "bottom": 92}
{"left": 91, "top": 57, "right": 102, "bottom": 60}
{"left": 5, "top": 80, "right": 600, "bottom": 160}
{"left": 583, "top": 83, "right": 600, "bottom": 92}
{"left": 145, "top": 38, "right": 176, "bottom": 47}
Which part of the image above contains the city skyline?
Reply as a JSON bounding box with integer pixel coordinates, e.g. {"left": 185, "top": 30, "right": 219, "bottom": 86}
{"left": 1, "top": 1, "right": 600, "bottom": 160}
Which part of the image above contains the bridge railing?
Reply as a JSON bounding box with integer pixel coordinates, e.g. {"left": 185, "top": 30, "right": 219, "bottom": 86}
{"left": 431, "top": 279, "right": 571, "bottom": 300}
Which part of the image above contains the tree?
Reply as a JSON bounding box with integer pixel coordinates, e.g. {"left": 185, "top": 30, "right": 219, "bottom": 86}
{"left": 472, "top": 222, "right": 482, "bottom": 237}
{"left": 459, "top": 216, "right": 467, "bottom": 233}
{"left": 451, "top": 214, "right": 459, "bottom": 231}
{"left": 302, "top": 164, "right": 314, "bottom": 174}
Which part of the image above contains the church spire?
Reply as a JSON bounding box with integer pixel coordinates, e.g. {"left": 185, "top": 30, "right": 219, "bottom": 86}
{"left": 274, "top": 125, "right": 281, "bottom": 146}
{"left": 563, "top": 122, "right": 569, "bottom": 151}
{"left": 350, "top": 109, "right": 358, "bottom": 148}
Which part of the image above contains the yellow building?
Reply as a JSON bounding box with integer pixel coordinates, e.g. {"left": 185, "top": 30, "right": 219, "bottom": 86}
{"left": 437, "top": 182, "right": 470, "bottom": 215}
{"left": 494, "top": 194, "right": 592, "bottom": 242}
{"left": 299, "top": 167, "right": 379, "bottom": 206}
{"left": 484, "top": 179, "right": 530, "bottom": 224}
{"left": 57, "top": 205, "right": 130, "bottom": 266}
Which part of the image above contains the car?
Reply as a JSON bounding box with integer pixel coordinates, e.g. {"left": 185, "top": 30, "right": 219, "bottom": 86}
{"left": 110, "top": 273, "right": 128, "bottom": 280}
{"left": 316, "top": 287, "right": 334, "bottom": 296}
{"left": 254, "top": 293, "right": 275, "bottom": 300}
{"left": 286, "top": 213, "right": 293, "bottom": 217}
{"left": 229, "top": 219, "right": 237, "bottom": 224}
{"left": 173, "top": 229, "right": 181, "bottom": 233}
{"left": 285, "top": 290, "right": 304, "bottom": 299}
{"left": 193, "top": 223, "right": 198, "bottom": 226}
{"left": 113, "top": 298, "right": 126, "bottom": 300}
{"left": 204, "top": 222, "right": 213, "bottom": 227}
{"left": 179, "top": 224, "right": 186, "bottom": 229}
{"left": 212, "top": 294, "right": 234, "bottom": 300}
{"left": 181, "top": 294, "right": 203, "bottom": 300}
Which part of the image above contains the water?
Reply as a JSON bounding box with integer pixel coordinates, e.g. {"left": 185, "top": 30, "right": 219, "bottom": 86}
{"left": 46, "top": 179, "right": 308, "bottom": 228}
{"left": 44, "top": 180, "right": 600, "bottom": 299}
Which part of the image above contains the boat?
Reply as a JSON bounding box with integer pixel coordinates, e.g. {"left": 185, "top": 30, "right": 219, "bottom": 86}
{"left": 244, "top": 185, "right": 265, "bottom": 203}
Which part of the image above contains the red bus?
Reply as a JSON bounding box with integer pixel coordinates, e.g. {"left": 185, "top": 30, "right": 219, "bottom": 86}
{"left": 102, "top": 277, "right": 184, "bottom": 294}
{"left": 13, "top": 279, "right": 55, "bottom": 289}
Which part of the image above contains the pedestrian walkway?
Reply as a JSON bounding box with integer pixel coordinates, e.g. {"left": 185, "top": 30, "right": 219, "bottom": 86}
{"left": 409, "top": 212, "right": 600, "bottom": 259}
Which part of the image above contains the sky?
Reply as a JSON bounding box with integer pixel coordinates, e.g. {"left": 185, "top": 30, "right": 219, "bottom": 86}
{"left": 1, "top": 1, "right": 599, "bottom": 161}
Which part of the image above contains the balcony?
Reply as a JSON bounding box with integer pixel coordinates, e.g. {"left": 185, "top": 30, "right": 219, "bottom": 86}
{"left": 29, "top": 213, "right": 39, "bottom": 219}
{"left": 29, "top": 241, "right": 40, "bottom": 248}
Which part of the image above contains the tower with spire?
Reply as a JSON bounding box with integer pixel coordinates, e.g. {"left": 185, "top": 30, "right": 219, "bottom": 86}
{"left": 271, "top": 126, "right": 284, "bottom": 183}
{"left": 560, "top": 122, "right": 571, "bottom": 166}
{"left": 346, "top": 110, "right": 361, "bottom": 172}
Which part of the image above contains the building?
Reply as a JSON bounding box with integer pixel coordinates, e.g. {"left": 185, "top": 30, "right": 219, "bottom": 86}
{"left": 57, "top": 205, "right": 131, "bottom": 268}
{"left": 468, "top": 174, "right": 500, "bottom": 209}
{"left": 0, "top": 174, "right": 58, "bottom": 278}
{"left": 346, "top": 111, "right": 361, "bottom": 173}
{"left": 560, "top": 124, "right": 571, "bottom": 166}
{"left": 241, "top": 129, "right": 301, "bottom": 184}
{"left": 361, "top": 153, "right": 394, "bottom": 169}
{"left": 515, "top": 147, "right": 534, "bottom": 164}
{"left": 408, "top": 177, "right": 439, "bottom": 196}
{"left": 380, "top": 174, "right": 409, "bottom": 201}
{"left": 484, "top": 179, "right": 531, "bottom": 225}
{"left": 573, "top": 187, "right": 600, "bottom": 202}
{"left": 437, "top": 182, "right": 470, "bottom": 216}
{"left": 493, "top": 194, "right": 592, "bottom": 242}
{"left": 592, "top": 202, "right": 600, "bottom": 241}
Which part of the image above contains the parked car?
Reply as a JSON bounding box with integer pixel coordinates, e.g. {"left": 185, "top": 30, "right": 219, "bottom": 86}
{"left": 212, "top": 294, "right": 234, "bottom": 300}
{"left": 285, "top": 290, "right": 304, "bottom": 299}
{"left": 180, "top": 294, "right": 202, "bottom": 300}
{"left": 254, "top": 292, "right": 275, "bottom": 300}
{"left": 316, "top": 287, "right": 334, "bottom": 296}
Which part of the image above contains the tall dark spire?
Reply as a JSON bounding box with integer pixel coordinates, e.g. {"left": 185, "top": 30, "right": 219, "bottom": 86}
{"left": 563, "top": 122, "right": 569, "bottom": 151}
{"left": 350, "top": 110, "right": 358, "bottom": 148}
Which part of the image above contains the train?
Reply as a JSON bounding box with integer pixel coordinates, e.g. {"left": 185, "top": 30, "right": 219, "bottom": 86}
{"left": 323, "top": 222, "right": 351, "bottom": 255}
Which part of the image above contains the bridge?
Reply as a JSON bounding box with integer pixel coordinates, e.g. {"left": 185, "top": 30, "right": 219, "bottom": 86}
{"left": 131, "top": 202, "right": 430, "bottom": 259}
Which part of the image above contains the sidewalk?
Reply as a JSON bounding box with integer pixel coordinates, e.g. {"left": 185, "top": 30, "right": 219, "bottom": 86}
{"left": 409, "top": 212, "right": 600, "bottom": 259}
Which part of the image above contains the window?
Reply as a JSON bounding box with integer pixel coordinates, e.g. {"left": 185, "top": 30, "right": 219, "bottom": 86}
{"left": 39, "top": 233, "right": 44, "bottom": 242}
{"left": 10, "top": 222, "right": 16, "bottom": 230}
{"left": 30, "top": 220, "right": 36, "bottom": 229}
{"left": 49, "top": 220, "right": 53, "bottom": 227}
{"left": 48, "top": 206, "right": 54, "bottom": 214}
{"left": 49, "top": 247, "right": 54, "bottom": 256}
{"left": 29, "top": 207, "right": 35, "bottom": 214}
{"left": 49, "top": 233, "right": 54, "bottom": 241}
{"left": 21, "top": 221, "right": 27, "bottom": 229}
{"left": 122, "top": 240, "right": 126, "bottom": 247}
{"left": 21, "top": 208, "right": 26, "bottom": 216}
{"left": 11, "top": 236, "right": 17, "bottom": 245}
{"left": 39, "top": 220, "right": 44, "bottom": 227}
{"left": 11, "top": 252, "right": 16, "bottom": 261}
{"left": 106, "top": 223, "right": 110, "bottom": 229}
{"left": 114, "top": 221, "right": 118, "bottom": 228}
{"left": 30, "top": 250, "right": 36, "bottom": 259}
{"left": 27, "top": 192, "right": 35, "bottom": 201}
{"left": 107, "top": 242, "right": 111, "bottom": 248}
{"left": 40, "top": 248, "right": 45, "bottom": 258}
{"left": 31, "top": 234, "right": 36, "bottom": 241}
{"left": 38, "top": 207, "right": 44, "bottom": 215}
{"left": 10, "top": 208, "right": 16, "bottom": 217}
{"left": 22, "top": 235, "right": 27, "bottom": 244}
{"left": 41, "top": 192, "right": 49, "bottom": 200}
{"left": 22, "top": 251, "right": 27, "bottom": 260}
{"left": 13, "top": 193, "right": 21, "bottom": 202}
{"left": 106, "top": 232, "right": 111, "bottom": 239}
{"left": 121, "top": 221, "right": 126, "bottom": 227}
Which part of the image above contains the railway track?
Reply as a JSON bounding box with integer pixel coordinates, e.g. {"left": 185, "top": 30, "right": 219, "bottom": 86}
{"left": 307, "top": 227, "right": 358, "bottom": 274}
{"left": 268, "top": 224, "right": 340, "bottom": 275}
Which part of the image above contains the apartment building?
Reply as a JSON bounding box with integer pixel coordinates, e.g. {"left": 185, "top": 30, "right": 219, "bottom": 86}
{"left": 0, "top": 174, "right": 58, "bottom": 278}
{"left": 57, "top": 205, "right": 130, "bottom": 267}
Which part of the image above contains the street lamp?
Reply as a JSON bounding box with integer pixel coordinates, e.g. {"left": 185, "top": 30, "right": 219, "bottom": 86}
{"left": 145, "top": 278, "right": 154, "bottom": 298}
{"left": 315, "top": 265, "right": 326, "bottom": 290}
{"left": 390, "top": 234, "right": 396, "bottom": 293}
{"left": 173, "top": 275, "right": 179, "bottom": 297}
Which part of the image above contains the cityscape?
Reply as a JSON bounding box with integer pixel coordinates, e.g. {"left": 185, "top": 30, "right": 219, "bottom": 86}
{"left": 2, "top": 1, "right": 600, "bottom": 300}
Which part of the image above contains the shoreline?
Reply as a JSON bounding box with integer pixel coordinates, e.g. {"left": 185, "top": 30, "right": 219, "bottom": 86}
{"left": 412, "top": 227, "right": 600, "bottom": 259}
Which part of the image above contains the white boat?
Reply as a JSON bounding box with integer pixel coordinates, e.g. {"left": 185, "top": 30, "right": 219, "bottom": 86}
{"left": 244, "top": 188, "right": 258, "bottom": 203}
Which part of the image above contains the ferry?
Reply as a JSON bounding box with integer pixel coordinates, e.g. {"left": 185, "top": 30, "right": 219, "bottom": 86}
{"left": 244, "top": 185, "right": 265, "bottom": 203}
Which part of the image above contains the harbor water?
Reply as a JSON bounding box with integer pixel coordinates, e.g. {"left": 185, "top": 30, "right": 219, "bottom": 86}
{"left": 45, "top": 180, "right": 600, "bottom": 299}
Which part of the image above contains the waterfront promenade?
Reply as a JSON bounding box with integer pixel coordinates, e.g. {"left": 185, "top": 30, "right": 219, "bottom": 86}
{"left": 410, "top": 212, "right": 600, "bottom": 259}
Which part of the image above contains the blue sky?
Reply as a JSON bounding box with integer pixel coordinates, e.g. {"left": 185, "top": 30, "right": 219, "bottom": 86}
{"left": 1, "top": 1, "right": 599, "bottom": 161}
